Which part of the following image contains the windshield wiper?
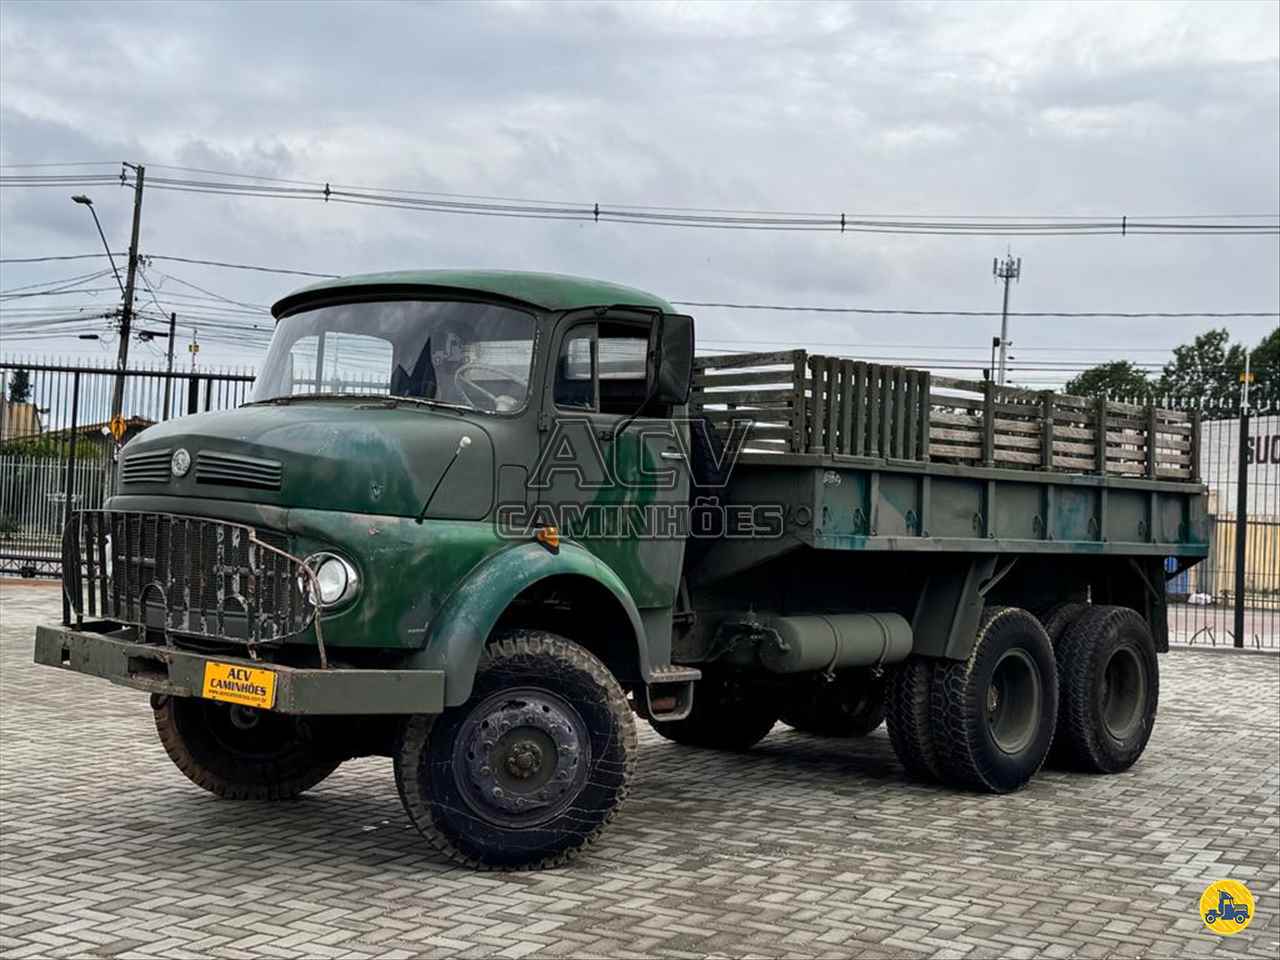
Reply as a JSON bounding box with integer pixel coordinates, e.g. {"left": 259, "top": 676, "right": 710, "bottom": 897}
{"left": 246, "top": 393, "right": 480, "bottom": 416}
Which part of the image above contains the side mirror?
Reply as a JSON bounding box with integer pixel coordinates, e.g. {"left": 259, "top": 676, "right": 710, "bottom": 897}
{"left": 647, "top": 313, "right": 694, "bottom": 406}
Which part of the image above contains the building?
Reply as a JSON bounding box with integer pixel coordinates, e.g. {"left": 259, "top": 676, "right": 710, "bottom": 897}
{"left": 0, "top": 400, "right": 43, "bottom": 442}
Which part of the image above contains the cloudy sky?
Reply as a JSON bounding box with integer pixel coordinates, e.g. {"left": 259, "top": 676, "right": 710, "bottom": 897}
{"left": 1, "top": 0, "right": 1277, "bottom": 387}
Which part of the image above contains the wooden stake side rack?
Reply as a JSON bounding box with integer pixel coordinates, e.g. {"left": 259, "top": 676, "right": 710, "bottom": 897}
{"left": 690, "top": 350, "right": 1200, "bottom": 482}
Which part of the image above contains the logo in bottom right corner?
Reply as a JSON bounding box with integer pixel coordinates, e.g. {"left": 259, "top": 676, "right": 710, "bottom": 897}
{"left": 1201, "top": 879, "right": 1255, "bottom": 935}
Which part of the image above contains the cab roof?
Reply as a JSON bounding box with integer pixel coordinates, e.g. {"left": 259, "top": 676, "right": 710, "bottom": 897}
{"left": 272, "top": 269, "right": 675, "bottom": 318}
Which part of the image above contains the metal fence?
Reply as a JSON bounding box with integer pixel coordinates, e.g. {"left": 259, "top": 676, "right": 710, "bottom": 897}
{"left": 0, "top": 457, "right": 112, "bottom": 574}
{"left": 1167, "top": 401, "right": 1280, "bottom": 649}
{"left": 0, "top": 359, "right": 254, "bottom": 577}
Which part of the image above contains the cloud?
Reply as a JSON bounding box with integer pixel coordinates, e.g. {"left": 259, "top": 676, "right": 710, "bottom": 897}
{"left": 1, "top": 0, "right": 1276, "bottom": 381}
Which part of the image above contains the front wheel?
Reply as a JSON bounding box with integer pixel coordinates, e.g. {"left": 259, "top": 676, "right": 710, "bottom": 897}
{"left": 394, "top": 630, "right": 637, "bottom": 870}
{"left": 152, "top": 694, "right": 340, "bottom": 800}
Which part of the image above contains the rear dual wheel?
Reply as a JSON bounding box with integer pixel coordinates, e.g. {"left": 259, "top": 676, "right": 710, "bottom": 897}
{"left": 1051, "top": 605, "right": 1158, "bottom": 773}
{"left": 780, "top": 669, "right": 886, "bottom": 738}
{"left": 885, "top": 657, "right": 940, "bottom": 781}
{"left": 648, "top": 669, "right": 779, "bottom": 751}
{"left": 929, "top": 607, "right": 1059, "bottom": 793}
{"left": 887, "top": 608, "right": 1057, "bottom": 792}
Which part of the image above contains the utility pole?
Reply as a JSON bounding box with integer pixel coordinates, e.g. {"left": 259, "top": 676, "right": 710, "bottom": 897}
{"left": 112, "top": 163, "right": 146, "bottom": 419}
{"left": 189, "top": 327, "right": 200, "bottom": 370}
{"left": 1233, "top": 351, "right": 1252, "bottom": 648}
{"left": 992, "top": 253, "right": 1021, "bottom": 386}
{"left": 162, "top": 312, "right": 177, "bottom": 420}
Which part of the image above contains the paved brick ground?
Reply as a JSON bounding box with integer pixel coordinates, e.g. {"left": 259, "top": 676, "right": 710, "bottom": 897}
{"left": 2, "top": 582, "right": 1277, "bottom": 959}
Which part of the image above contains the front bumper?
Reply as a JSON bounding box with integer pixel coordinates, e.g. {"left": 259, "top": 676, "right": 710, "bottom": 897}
{"left": 34, "top": 623, "right": 445, "bottom": 715}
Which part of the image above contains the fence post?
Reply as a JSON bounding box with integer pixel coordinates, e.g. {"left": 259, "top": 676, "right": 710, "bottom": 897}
{"left": 1145, "top": 404, "right": 1159, "bottom": 480}
{"left": 981, "top": 380, "right": 995, "bottom": 467}
{"left": 1040, "top": 391, "right": 1055, "bottom": 470}
{"left": 1233, "top": 408, "right": 1249, "bottom": 647}
{"left": 1190, "top": 406, "right": 1202, "bottom": 483}
{"left": 60, "top": 371, "right": 81, "bottom": 624}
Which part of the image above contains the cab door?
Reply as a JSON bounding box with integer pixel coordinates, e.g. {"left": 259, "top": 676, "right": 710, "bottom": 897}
{"left": 533, "top": 309, "right": 689, "bottom": 610}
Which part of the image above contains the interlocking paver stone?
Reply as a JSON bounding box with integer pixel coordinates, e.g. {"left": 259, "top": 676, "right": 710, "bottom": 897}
{"left": 1, "top": 581, "right": 1278, "bottom": 958}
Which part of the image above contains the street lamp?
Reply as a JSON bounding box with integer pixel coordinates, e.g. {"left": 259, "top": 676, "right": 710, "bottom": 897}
{"left": 70, "top": 195, "right": 125, "bottom": 295}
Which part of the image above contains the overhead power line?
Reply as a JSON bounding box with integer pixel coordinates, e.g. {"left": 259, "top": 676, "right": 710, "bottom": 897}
{"left": 6, "top": 163, "right": 1275, "bottom": 236}
{"left": 127, "top": 171, "right": 1280, "bottom": 235}
{"left": 0, "top": 252, "right": 126, "bottom": 264}
{"left": 675, "top": 300, "right": 1280, "bottom": 319}
{"left": 0, "top": 161, "right": 119, "bottom": 169}
{"left": 0, "top": 268, "right": 113, "bottom": 296}
{"left": 142, "top": 254, "right": 337, "bottom": 278}
{"left": 4, "top": 250, "right": 1276, "bottom": 321}
{"left": 0, "top": 286, "right": 120, "bottom": 300}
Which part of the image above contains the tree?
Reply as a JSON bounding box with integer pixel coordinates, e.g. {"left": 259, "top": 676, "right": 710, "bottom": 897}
{"left": 1157, "top": 328, "right": 1245, "bottom": 405}
{"left": 7, "top": 368, "right": 30, "bottom": 404}
{"left": 1248, "top": 327, "right": 1280, "bottom": 408}
{"left": 1065, "top": 361, "right": 1152, "bottom": 401}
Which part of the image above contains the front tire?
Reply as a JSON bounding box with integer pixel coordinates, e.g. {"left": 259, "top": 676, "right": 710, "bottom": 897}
{"left": 648, "top": 669, "right": 778, "bottom": 750}
{"left": 1052, "top": 605, "right": 1159, "bottom": 774}
{"left": 929, "top": 607, "right": 1058, "bottom": 793}
{"left": 152, "top": 694, "right": 340, "bottom": 801}
{"left": 394, "top": 630, "right": 637, "bottom": 870}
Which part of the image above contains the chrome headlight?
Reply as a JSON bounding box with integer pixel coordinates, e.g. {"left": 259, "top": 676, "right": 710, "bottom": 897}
{"left": 301, "top": 553, "right": 359, "bottom": 607}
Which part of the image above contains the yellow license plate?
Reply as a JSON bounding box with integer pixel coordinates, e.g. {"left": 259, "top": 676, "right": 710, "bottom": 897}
{"left": 202, "top": 661, "right": 277, "bottom": 709}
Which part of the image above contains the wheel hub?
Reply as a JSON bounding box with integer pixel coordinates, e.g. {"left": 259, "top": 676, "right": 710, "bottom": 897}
{"left": 228, "top": 706, "right": 261, "bottom": 731}
{"left": 456, "top": 690, "right": 590, "bottom": 824}
{"left": 1101, "top": 646, "right": 1146, "bottom": 740}
{"left": 505, "top": 739, "right": 544, "bottom": 780}
{"left": 986, "top": 648, "right": 1041, "bottom": 755}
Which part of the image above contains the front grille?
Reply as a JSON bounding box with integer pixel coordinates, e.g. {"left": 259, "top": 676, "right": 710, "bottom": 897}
{"left": 62, "top": 510, "right": 320, "bottom": 656}
{"left": 121, "top": 449, "right": 171, "bottom": 484}
{"left": 195, "top": 451, "right": 283, "bottom": 490}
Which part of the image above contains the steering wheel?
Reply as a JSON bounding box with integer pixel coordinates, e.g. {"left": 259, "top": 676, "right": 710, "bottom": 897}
{"left": 454, "top": 362, "right": 523, "bottom": 411}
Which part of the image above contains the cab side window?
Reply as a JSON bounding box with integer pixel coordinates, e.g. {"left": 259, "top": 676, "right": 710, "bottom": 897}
{"left": 554, "top": 329, "right": 595, "bottom": 409}
{"left": 554, "top": 321, "right": 650, "bottom": 415}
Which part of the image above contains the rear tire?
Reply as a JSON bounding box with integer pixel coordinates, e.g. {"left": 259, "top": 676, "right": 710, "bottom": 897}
{"left": 1039, "top": 601, "right": 1088, "bottom": 646}
{"left": 885, "top": 657, "right": 940, "bottom": 781}
{"left": 780, "top": 669, "right": 886, "bottom": 738}
{"left": 649, "top": 670, "right": 777, "bottom": 750}
{"left": 1052, "top": 605, "right": 1159, "bottom": 774}
{"left": 929, "top": 607, "right": 1058, "bottom": 793}
{"left": 394, "top": 630, "right": 636, "bottom": 870}
{"left": 152, "top": 694, "right": 340, "bottom": 801}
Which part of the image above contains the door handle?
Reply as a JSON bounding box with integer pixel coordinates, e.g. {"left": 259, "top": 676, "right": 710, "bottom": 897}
{"left": 660, "top": 451, "right": 685, "bottom": 461}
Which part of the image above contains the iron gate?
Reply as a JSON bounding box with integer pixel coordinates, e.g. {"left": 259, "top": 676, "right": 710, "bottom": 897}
{"left": 1167, "top": 401, "right": 1280, "bottom": 649}
{"left": 0, "top": 359, "right": 254, "bottom": 578}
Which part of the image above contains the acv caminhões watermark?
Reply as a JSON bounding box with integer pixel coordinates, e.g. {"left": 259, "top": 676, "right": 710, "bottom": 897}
{"left": 495, "top": 416, "right": 785, "bottom": 541}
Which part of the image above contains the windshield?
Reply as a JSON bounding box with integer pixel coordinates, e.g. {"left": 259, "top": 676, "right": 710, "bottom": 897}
{"left": 251, "top": 299, "right": 537, "bottom": 412}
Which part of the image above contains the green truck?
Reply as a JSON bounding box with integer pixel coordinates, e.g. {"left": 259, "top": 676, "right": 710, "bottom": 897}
{"left": 35, "top": 270, "right": 1208, "bottom": 869}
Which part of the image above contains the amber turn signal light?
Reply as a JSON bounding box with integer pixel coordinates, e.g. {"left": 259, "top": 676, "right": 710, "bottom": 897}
{"left": 534, "top": 526, "right": 560, "bottom": 551}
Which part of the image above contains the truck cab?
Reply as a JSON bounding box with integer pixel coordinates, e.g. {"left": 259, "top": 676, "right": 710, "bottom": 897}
{"left": 88, "top": 271, "right": 696, "bottom": 682}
